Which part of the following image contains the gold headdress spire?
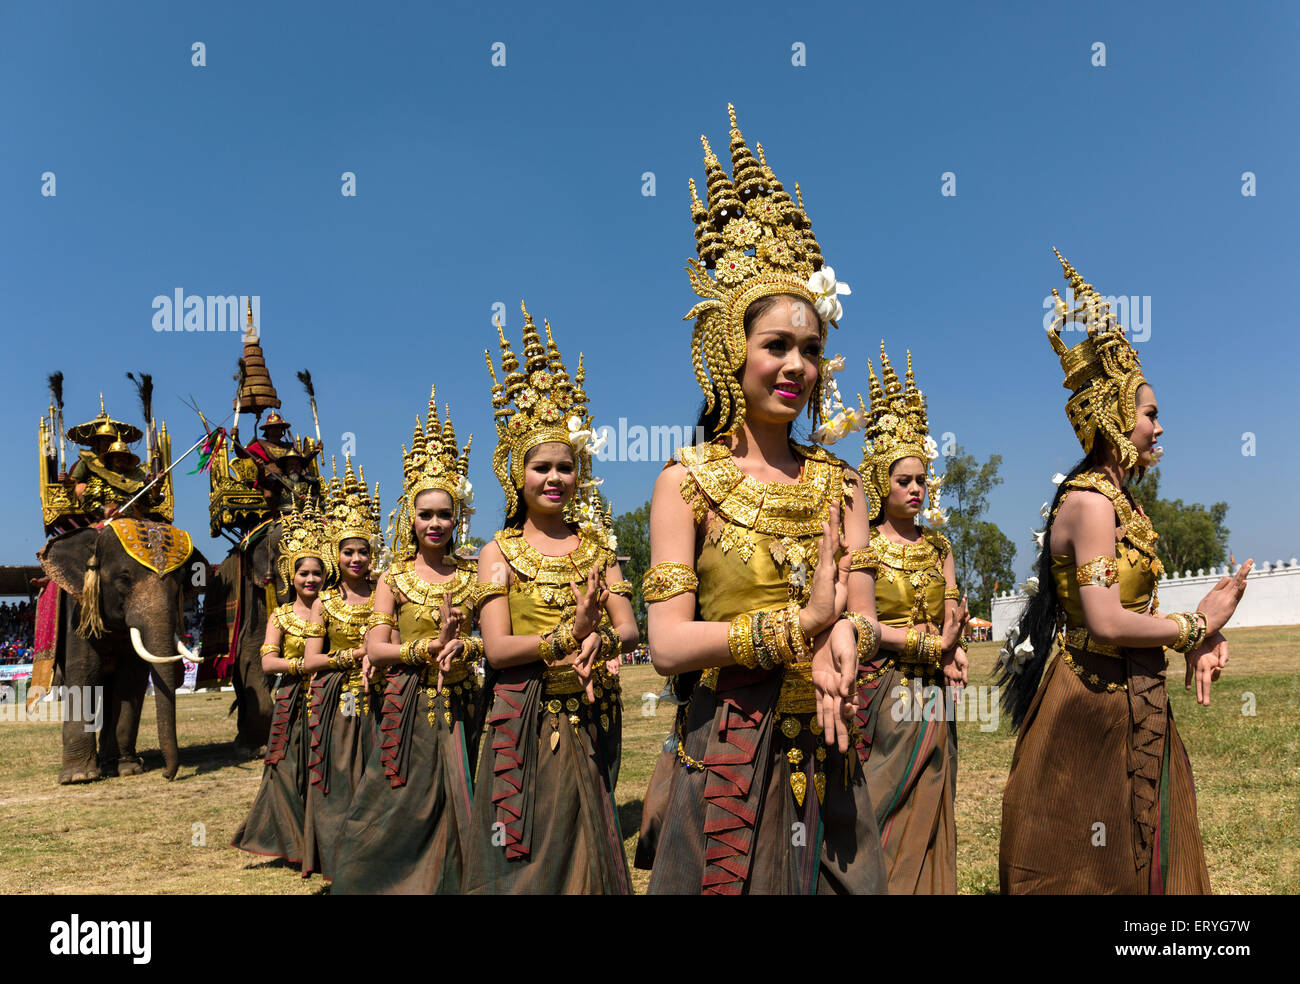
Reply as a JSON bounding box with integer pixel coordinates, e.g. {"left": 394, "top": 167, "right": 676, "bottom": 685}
{"left": 484, "top": 304, "right": 613, "bottom": 545}
{"left": 860, "top": 342, "right": 943, "bottom": 523}
{"left": 322, "top": 454, "right": 382, "bottom": 577}
{"left": 276, "top": 497, "right": 327, "bottom": 592}
{"left": 389, "top": 384, "right": 473, "bottom": 561}
{"left": 1045, "top": 248, "right": 1146, "bottom": 469}
{"left": 685, "top": 104, "right": 850, "bottom": 438}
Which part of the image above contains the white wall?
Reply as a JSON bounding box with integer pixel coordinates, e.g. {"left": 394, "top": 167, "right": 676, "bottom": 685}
{"left": 991, "top": 559, "right": 1300, "bottom": 640}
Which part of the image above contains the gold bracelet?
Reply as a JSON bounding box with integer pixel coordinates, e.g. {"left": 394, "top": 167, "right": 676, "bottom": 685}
{"left": 758, "top": 609, "right": 783, "bottom": 669}
{"left": 903, "top": 625, "right": 920, "bottom": 661}
{"left": 785, "top": 603, "right": 810, "bottom": 659}
{"left": 401, "top": 640, "right": 427, "bottom": 666}
{"left": 642, "top": 562, "right": 699, "bottom": 603}
{"left": 463, "top": 636, "right": 483, "bottom": 662}
{"left": 553, "top": 621, "right": 580, "bottom": 657}
{"left": 843, "top": 611, "right": 879, "bottom": 660}
{"left": 538, "top": 632, "right": 556, "bottom": 663}
{"left": 943, "top": 585, "right": 961, "bottom": 601}
{"left": 598, "top": 624, "right": 621, "bottom": 659}
{"left": 1076, "top": 556, "right": 1119, "bottom": 588}
{"left": 259, "top": 643, "right": 280, "bottom": 657}
{"left": 728, "top": 612, "right": 757, "bottom": 669}
{"left": 771, "top": 609, "right": 796, "bottom": 665}
{"left": 326, "top": 654, "right": 340, "bottom": 671}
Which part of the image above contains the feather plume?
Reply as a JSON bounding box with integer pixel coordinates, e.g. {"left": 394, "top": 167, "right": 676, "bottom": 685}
{"left": 296, "top": 369, "right": 315, "bottom": 400}
{"left": 125, "top": 372, "right": 154, "bottom": 426}
{"left": 47, "top": 371, "right": 64, "bottom": 410}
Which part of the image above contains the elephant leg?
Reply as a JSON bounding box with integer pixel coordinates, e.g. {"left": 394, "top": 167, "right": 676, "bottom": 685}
{"left": 58, "top": 625, "right": 102, "bottom": 784}
{"left": 149, "top": 659, "right": 182, "bottom": 780}
{"left": 111, "top": 651, "right": 150, "bottom": 777}
{"left": 235, "top": 623, "right": 273, "bottom": 758}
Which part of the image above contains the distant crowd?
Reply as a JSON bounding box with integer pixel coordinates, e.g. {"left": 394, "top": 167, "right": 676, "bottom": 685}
{"left": 0, "top": 600, "right": 36, "bottom": 664}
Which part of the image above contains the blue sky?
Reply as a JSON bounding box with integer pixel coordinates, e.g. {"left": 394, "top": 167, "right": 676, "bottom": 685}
{"left": 3, "top": 0, "right": 1296, "bottom": 580}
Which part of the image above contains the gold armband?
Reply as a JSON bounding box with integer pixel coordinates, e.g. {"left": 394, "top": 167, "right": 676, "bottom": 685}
{"left": 367, "top": 611, "right": 397, "bottom": 631}
{"left": 642, "top": 562, "right": 699, "bottom": 603}
{"left": 538, "top": 632, "right": 556, "bottom": 663}
{"left": 608, "top": 580, "right": 633, "bottom": 598}
{"left": 476, "top": 582, "right": 508, "bottom": 603}
{"left": 259, "top": 643, "right": 280, "bottom": 657}
{"left": 728, "top": 612, "right": 758, "bottom": 669}
{"left": 844, "top": 611, "right": 879, "bottom": 660}
{"left": 1076, "top": 556, "right": 1119, "bottom": 588}
{"left": 849, "top": 547, "right": 878, "bottom": 573}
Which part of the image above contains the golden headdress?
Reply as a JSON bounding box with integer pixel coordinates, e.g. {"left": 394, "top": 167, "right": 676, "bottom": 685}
{"left": 276, "top": 497, "right": 327, "bottom": 592}
{"left": 1046, "top": 248, "right": 1147, "bottom": 469}
{"left": 321, "top": 455, "right": 382, "bottom": 576}
{"left": 859, "top": 343, "right": 944, "bottom": 524}
{"left": 685, "top": 104, "right": 851, "bottom": 438}
{"left": 388, "top": 385, "right": 473, "bottom": 561}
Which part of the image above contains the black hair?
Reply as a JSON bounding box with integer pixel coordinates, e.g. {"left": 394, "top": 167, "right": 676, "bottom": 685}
{"left": 996, "top": 449, "right": 1102, "bottom": 730}
{"left": 692, "top": 293, "right": 822, "bottom": 444}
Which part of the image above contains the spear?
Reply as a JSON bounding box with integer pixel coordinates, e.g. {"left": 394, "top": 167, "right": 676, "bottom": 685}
{"left": 117, "top": 409, "right": 235, "bottom": 518}
{"left": 231, "top": 358, "right": 247, "bottom": 440}
{"left": 297, "top": 369, "right": 322, "bottom": 449}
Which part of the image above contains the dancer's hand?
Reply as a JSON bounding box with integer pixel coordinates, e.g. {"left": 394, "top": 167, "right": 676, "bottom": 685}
{"left": 1195, "top": 560, "right": 1253, "bottom": 635}
{"left": 813, "top": 624, "right": 857, "bottom": 754}
{"left": 801, "top": 501, "right": 849, "bottom": 638}
{"left": 942, "top": 595, "right": 969, "bottom": 652}
{"left": 1185, "top": 631, "right": 1229, "bottom": 706}
{"left": 571, "top": 566, "right": 608, "bottom": 640}
{"left": 942, "top": 645, "right": 969, "bottom": 688}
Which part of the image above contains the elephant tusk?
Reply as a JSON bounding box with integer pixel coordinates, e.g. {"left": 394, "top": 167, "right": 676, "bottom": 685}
{"left": 130, "top": 626, "right": 182, "bottom": 665}
{"left": 176, "top": 634, "right": 203, "bottom": 664}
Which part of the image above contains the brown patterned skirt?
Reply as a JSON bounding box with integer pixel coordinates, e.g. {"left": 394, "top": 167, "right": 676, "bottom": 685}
{"left": 856, "top": 659, "right": 958, "bottom": 894}
{"left": 463, "top": 665, "right": 631, "bottom": 894}
{"left": 330, "top": 666, "right": 481, "bottom": 894}
{"left": 301, "top": 671, "right": 377, "bottom": 880}
{"left": 648, "top": 665, "right": 888, "bottom": 895}
{"left": 1000, "top": 645, "right": 1210, "bottom": 894}
{"left": 231, "top": 678, "right": 309, "bottom": 865}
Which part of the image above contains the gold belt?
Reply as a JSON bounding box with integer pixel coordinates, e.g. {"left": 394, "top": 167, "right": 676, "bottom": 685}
{"left": 420, "top": 663, "right": 471, "bottom": 688}
{"left": 544, "top": 665, "right": 585, "bottom": 695}
{"left": 776, "top": 661, "right": 816, "bottom": 714}
{"left": 1061, "top": 625, "right": 1120, "bottom": 659}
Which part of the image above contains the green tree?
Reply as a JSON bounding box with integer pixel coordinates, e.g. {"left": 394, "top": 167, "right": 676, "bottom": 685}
{"left": 1130, "top": 468, "right": 1229, "bottom": 575}
{"left": 611, "top": 500, "right": 651, "bottom": 637}
{"left": 461, "top": 535, "right": 487, "bottom": 552}
{"left": 938, "top": 446, "right": 1017, "bottom": 619}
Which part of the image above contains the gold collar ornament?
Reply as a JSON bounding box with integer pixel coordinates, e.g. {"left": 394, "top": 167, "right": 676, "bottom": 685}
{"left": 859, "top": 342, "right": 946, "bottom": 525}
{"left": 276, "top": 497, "right": 327, "bottom": 592}
{"left": 1046, "top": 248, "right": 1147, "bottom": 470}
{"left": 685, "top": 104, "right": 851, "bottom": 439}
{"left": 321, "top": 455, "right": 382, "bottom": 578}
{"left": 485, "top": 303, "right": 615, "bottom": 549}
{"left": 388, "top": 385, "right": 473, "bottom": 563}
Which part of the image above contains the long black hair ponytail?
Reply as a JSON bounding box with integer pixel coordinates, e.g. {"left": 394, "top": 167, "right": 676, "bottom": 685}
{"left": 996, "top": 450, "right": 1100, "bottom": 731}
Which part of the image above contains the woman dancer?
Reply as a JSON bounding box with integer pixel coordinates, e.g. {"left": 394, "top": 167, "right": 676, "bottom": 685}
{"left": 231, "top": 500, "right": 327, "bottom": 866}
{"left": 997, "top": 250, "right": 1251, "bottom": 893}
{"left": 851, "top": 344, "right": 967, "bottom": 894}
{"left": 643, "top": 105, "right": 886, "bottom": 895}
{"left": 330, "top": 390, "right": 485, "bottom": 894}
{"left": 464, "top": 304, "right": 637, "bottom": 895}
{"left": 300, "top": 458, "right": 381, "bottom": 880}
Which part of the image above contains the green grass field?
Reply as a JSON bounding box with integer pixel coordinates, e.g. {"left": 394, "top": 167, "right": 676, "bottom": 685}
{"left": 1, "top": 624, "right": 1295, "bottom": 894}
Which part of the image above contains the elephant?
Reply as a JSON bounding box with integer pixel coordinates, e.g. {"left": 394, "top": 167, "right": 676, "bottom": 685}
{"left": 38, "top": 523, "right": 207, "bottom": 783}
{"left": 201, "top": 519, "right": 285, "bottom": 757}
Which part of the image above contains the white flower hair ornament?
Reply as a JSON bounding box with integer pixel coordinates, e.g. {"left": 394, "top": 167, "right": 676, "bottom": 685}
{"left": 811, "top": 353, "right": 868, "bottom": 445}
{"left": 806, "top": 267, "right": 851, "bottom": 325}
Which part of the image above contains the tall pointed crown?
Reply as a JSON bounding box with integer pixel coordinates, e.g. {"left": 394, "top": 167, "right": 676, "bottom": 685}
{"left": 1045, "top": 248, "right": 1146, "bottom": 469}
{"left": 234, "top": 302, "right": 281, "bottom": 415}
{"left": 389, "top": 385, "right": 474, "bottom": 561}
{"left": 276, "top": 496, "right": 327, "bottom": 592}
{"left": 859, "top": 343, "right": 941, "bottom": 522}
{"left": 485, "top": 302, "right": 596, "bottom": 518}
{"left": 321, "top": 455, "right": 382, "bottom": 575}
{"left": 685, "top": 104, "right": 849, "bottom": 437}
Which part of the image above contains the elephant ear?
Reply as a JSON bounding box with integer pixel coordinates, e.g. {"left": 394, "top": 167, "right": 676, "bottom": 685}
{"left": 37, "top": 528, "right": 100, "bottom": 600}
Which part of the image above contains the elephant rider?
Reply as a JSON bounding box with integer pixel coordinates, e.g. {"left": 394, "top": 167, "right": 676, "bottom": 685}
{"left": 233, "top": 413, "right": 321, "bottom": 513}
{"left": 73, "top": 437, "right": 158, "bottom": 520}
